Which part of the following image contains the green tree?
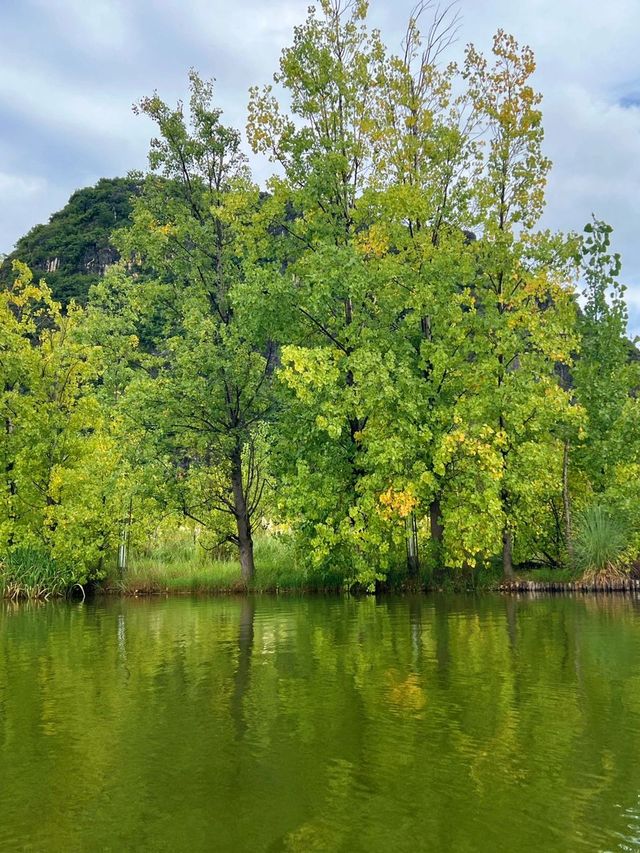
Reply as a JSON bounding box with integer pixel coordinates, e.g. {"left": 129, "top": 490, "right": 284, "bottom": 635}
{"left": 0, "top": 263, "right": 126, "bottom": 585}
{"left": 109, "top": 73, "right": 277, "bottom": 583}
{"left": 249, "top": 0, "right": 391, "bottom": 584}
{"left": 574, "top": 219, "right": 637, "bottom": 487}
{"left": 572, "top": 219, "right": 640, "bottom": 559}
{"left": 455, "top": 31, "right": 579, "bottom": 577}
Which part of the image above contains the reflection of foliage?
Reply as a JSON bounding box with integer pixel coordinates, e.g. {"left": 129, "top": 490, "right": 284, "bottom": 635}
{"left": 1, "top": 596, "right": 639, "bottom": 850}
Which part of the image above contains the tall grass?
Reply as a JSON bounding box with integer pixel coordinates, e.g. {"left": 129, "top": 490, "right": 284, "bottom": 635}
{"left": 0, "top": 548, "right": 70, "bottom": 600}
{"left": 574, "top": 504, "right": 630, "bottom": 581}
{"left": 117, "top": 531, "right": 342, "bottom": 594}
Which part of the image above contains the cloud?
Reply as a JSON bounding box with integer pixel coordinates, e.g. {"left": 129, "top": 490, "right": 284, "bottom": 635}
{"left": 619, "top": 95, "right": 640, "bottom": 109}
{"left": 0, "top": 64, "right": 139, "bottom": 142}
{"left": 27, "top": 0, "right": 133, "bottom": 54}
{"left": 0, "top": 172, "right": 47, "bottom": 198}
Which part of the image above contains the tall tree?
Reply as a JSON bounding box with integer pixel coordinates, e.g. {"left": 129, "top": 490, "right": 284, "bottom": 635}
{"left": 113, "top": 73, "right": 276, "bottom": 583}
{"left": 248, "top": 0, "right": 390, "bottom": 582}
{"left": 460, "top": 31, "right": 578, "bottom": 578}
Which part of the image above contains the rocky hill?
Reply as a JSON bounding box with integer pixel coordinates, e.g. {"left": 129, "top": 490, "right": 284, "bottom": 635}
{"left": 0, "top": 177, "right": 140, "bottom": 304}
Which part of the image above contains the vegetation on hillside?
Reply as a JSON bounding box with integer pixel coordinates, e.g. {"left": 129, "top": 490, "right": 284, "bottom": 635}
{"left": 0, "top": 177, "right": 140, "bottom": 305}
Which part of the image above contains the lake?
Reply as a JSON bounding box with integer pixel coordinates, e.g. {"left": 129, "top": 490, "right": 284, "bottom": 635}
{"left": 1, "top": 594, "right": 640, "bottom": 852}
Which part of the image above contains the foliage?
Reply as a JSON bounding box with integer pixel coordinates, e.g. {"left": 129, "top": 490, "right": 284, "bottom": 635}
{"left": 90, "top": 72, "right": 279, "bottom": 584}
{"left": 573, "top": 219, "right": 639, "bottom": 488}
{"left": 0, "top": 262, "right": 131, "bottom": 591}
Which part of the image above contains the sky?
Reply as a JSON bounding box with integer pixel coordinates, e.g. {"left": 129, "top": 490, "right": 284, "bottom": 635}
{"left": 1, "top": 0, "right": 640, "bottom": 335}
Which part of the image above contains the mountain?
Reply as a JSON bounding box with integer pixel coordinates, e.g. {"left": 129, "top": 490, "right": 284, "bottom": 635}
{"left": 0, "top": 177, "right": 140, "bottom": 304}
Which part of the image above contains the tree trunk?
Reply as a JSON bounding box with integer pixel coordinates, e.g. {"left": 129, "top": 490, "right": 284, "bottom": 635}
{"left": 118, "top": 497, "right": 133, "bottom": 575}
{"left": 502, "top": 527, "right": 514, "bottom": 580}
{"left": 231, "top": 445, "right": 255, "bottom": 585}
{"left": 429, "top": 497, "right": 443, "bottom": 544}
{"left": 406, "top": 512, "right": 420, "bottom": 579}
{"left": 5, "top": 418, "right": 16, "bottom": 548}
{"left": 562, "top": 440, "right": 574, "bottom": 565}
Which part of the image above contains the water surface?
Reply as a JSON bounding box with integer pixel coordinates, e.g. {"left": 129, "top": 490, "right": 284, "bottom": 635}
{"left": 1, "top": 594, "right": 640, "bottom": 852}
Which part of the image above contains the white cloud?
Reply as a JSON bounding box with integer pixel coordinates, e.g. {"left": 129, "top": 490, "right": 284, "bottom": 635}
{"left": 160, "top": 0, "right": 303, "bottom": 53}
{"left": 28, "top": 0, "right": 132, "bottom": 54}
{"left": 0, "top": 172, "right": 47, "bottom": 198}
{"left": 0, "top": 62, "right": 142, "bottom": 143}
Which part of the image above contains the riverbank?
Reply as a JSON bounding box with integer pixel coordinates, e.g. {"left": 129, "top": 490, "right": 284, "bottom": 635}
{"left": 499, "top": 577, "right": 640, "bottom": 593}
{"left": 107, "top": 564, "right": 640, "bottom": 598}
{"left": 3, "top": 532, "right": 639, "bottom": 599}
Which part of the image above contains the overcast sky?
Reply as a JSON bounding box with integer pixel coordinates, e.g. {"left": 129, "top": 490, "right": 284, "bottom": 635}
{"left": 1, "top": 0, "right": 640, "bottom": 334}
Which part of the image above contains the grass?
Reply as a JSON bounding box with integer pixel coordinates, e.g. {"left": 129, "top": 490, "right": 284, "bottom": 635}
{"left": 513, "top": 566, "right": 582, "bottom": 584}
{"left": 574, "top": 504, "right": 630, "bottom": 582}
{"left": 0, "top": 547, "right": 71, "bottom": 600}
{"left": 112, "top": 532, "right": 343, "bottom": 594}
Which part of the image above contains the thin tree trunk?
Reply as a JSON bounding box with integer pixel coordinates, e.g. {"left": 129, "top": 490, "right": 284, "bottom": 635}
{"left": 5, "top": 417, "right": 16, "bottom": 548}
{"left": 502, "top": 527, "right": 514, "bottom": 580}
{"left": 118, "top": 497, "right": 133, "bottom": 575}
{"left": 498, "top": 415, "right": 514, "bottom": 580}
{"left": 429, "top": 497, "right": 443, "bottom": 544}
{"left": 562, "top": 439, "right": 574, "bottom": 565}
{"left": 406, "top": 512, "right": 420, "bottom": 579}
{"left": 231, "top": 444, "right": 255, "bottom": 585}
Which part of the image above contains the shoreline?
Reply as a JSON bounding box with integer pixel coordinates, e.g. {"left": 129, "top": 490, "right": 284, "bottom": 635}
{"left": 99, "top": 577, "right": 640, "bottom": 597}
{"left": 6, "top": 575, "right": 640, "bottom": 602}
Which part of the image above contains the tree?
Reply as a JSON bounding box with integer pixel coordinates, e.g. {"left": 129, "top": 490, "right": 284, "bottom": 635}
{"left": 574, "top": 219, "right": 636, "bottom": 488}
{"left": 572, "top": 219, "right": 640, "bottom": 558}
{"left": 248, "top": 0, "right": 391, "bottom": 584}
{"left": 357, "top": 0, "right": 480, "bottom": 571}
{"left": 0, "top": 263, "right": 125, "bottom": 584}
{"left": 111, "top": 73, "right": 276, "bottom": 584}
{"left": 457, "top": 31, "right": 578, "bottom": 578}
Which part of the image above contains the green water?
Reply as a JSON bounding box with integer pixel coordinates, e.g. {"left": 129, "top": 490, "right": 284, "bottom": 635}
{"left": 1, "top": 595, "right": 640, "bottom": 852}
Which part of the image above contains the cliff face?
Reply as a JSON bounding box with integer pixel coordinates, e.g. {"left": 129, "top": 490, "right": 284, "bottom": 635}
{"left": 0, "top": 177, "right": 140, "bottom": 304}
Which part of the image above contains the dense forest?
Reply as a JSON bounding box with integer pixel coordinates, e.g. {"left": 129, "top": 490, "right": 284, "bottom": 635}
{"left": 1, "top": 0, "right": 639, "bottom": 595}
